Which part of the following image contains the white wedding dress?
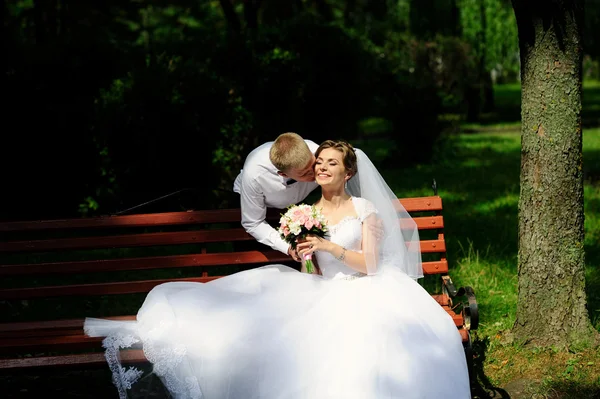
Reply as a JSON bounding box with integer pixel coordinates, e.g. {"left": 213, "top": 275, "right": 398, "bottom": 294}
{"left": 85, "top": 197, "right": 470, "bottom": 399}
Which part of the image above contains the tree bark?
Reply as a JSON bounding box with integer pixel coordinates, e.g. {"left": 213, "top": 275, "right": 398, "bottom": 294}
{"left": 512, "top": 0, "right": 597, "bottom": 347}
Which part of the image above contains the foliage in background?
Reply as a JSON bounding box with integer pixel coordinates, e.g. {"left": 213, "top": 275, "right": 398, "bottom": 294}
{"left": 2, "top": 0, "right": 599, "bottom": 220}
{"left": 459, "top": 0, "right": 519, "bottom": 83}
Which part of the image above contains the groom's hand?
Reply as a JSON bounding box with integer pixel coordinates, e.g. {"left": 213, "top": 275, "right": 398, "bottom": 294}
{"left": 288, "top": 245, "right": 301, "bottom": 262}
{"left": 367, "top": 217, "right": 385, "bottom": 241}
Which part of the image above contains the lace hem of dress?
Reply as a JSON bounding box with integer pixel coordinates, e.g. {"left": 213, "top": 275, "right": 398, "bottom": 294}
{"left": 91, "top": 321, "right": 203, "bottom": 399}
{"left": 101, "top": 334, "right": 145, "bottom": 399}
{"left": 139, "top": 320, "right": 203, "bottom": 399}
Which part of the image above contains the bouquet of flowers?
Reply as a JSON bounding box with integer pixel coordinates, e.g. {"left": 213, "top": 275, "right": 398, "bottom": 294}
{"left": 278, "top": 204, "right": 328, "bottom": 274}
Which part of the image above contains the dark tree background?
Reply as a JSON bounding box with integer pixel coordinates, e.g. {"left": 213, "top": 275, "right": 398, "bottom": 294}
{"left": 1, "top": 0, "right": 598, "bottom": 222}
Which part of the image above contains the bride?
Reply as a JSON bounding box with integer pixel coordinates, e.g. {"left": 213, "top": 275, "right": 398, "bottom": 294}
{"left": 85, "top": 140, "right": 471, "bottom": 399}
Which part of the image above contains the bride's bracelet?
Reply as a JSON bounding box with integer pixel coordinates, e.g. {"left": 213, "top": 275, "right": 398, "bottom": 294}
{"left": 335, "top": 247, "right": 346, "bottom": 263}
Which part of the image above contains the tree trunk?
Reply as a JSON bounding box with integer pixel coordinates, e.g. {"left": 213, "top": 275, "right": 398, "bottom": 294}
{"left": 512, "top": 0, "right": 597, "bottom": 347}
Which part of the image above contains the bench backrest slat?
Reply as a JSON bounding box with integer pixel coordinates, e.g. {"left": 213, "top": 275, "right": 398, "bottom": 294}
{"left": 0, "top": 197, "right": 443, "bottom": 233}
{"left": 1, "top": 216, "right": 443, "bottom": 253}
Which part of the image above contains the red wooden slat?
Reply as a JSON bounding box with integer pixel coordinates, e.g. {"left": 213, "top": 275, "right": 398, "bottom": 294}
{"left": 444, "top": 307, "right": 463, "bottom": 327}
{"left": 0, "top": 349, "right": 147, "bottom": 370}
{"left": 0, "top": 327, "right": 82, "bottom": 339}
{"left": 419, "top": 239, "right": 446, "bottom": 254}
{"left": 0, "top": 276, "right": 221, "bottom": 300}
{"left": 458, "top": 328, "right": 469, "bottom": 342}
{"left": 0, "top": 197, "right": 442, "bottom": 234}
{"left": 422, "top": 260, "right": 448, "bottom": 275}
{"left": 0, "top": 335, "right": 104, "bottom": 354}
{"left": 0, "top": 316, "right": 135, "bottom": 336}
{"left": 0, "top": 228, "right": 253, "bottom": 253}
{"left": 0, "top": 328, "right": 467, "bottom": 370}
{"left": 406, "top": 216, "right": 444, "bottom": 230}
{"left": 1, "top": 222, "right": 442, "bottom": 253}
{"left": 0, "top": 210, "right": 242, "bottom": 232}
{"left": 398, "top": 196, "right": 443, "bottom": 212}
{"left": 430, "top": 294, "right": 451, "bottom": 306}
{"left": 0, "top": 250, "right": 290, "bottom": 277}
{"left": 1, "top": 244, "right": 441, "bottom": 277}
{"left": 0, "top": 260, "right": 446, "bottom": 300}
{"left": 1, "top": 312, "right": 466, "bottom": 357}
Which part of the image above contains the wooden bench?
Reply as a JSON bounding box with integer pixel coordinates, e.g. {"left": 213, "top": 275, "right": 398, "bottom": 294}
{"left": 0, "top": 195, "right": 478, "bottom": 382}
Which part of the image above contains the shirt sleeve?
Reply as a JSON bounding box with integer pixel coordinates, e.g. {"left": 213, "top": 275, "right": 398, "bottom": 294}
{"left": 239, "top": 176, "right": 290, "bottom": 254}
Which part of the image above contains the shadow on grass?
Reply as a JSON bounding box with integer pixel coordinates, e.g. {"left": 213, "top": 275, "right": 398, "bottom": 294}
{"left": 542, "top": 381, "right": 600, "bottom": 399}
{"left": 585, "top": 191, "right": 600, "bottom": 330}
{"left": 471, "top": 338, "right": 511, "bottom": 399}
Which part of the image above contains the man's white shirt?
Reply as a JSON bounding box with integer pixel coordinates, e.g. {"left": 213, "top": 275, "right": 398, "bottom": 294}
{"left": 233, "top": 140, "right": 320, "bottom": 254}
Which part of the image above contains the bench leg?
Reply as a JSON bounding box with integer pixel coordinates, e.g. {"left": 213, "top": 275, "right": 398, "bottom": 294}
{"left": 463, "top": 332, "right": 476, "bottom": 391}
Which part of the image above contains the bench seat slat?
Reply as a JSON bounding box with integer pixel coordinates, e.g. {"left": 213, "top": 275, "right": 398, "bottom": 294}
{"left": 0, "top": 349, "right": 147, "bottom": 370}
{"left": 0, "top": 307, "right": 460, "bottom": 341}
{"left": 0, "top": 316, "right": 135, "bottom": 335}
{"left": 0, "top": 260, "right": 448, "bottom": 300}
{"left": 0, "top": 308, "right": 464, "bottom": 355}
{"left": 0, "top": 250, "right": 290, "bottom": 277}
{"left": 0, "top": 277, "right": 219, "bottom": 300}
{"left": 0, "top": 335, "right": 104, "bottom": 354}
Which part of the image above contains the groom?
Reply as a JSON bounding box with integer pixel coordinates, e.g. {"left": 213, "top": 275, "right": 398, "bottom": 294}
{"left": 233, "top": 133, "right": 320, "bottom": 261}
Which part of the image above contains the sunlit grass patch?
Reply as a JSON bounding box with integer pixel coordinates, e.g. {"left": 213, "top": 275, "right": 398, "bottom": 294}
{"left": 371, "top": 125, "right": 600, "bottom": 396}
{"left": 482, "top": 341, "right": 600, "bottom": 398}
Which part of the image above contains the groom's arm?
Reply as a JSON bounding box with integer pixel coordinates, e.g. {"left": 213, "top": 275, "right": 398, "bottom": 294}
{"left": 239, "top": 178, "right": 291, "bottom": 255}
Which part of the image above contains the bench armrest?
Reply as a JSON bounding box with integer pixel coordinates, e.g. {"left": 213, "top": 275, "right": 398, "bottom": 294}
{"left": 441, "top": 275, "right": 479, "bottom": 331}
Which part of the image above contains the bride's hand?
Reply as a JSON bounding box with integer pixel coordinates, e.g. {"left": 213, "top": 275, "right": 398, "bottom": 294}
{"left": 296, "top": 235, "right": 330, "bottom": 257}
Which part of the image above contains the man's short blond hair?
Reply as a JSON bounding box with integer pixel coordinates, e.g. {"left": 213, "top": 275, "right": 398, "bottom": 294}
{"left": 269, "top": 133, "right": 313, "bottom": 172}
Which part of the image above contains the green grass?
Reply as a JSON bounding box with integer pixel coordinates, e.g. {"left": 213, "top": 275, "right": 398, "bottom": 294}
{"left": 353, "top": 120, "right": 600, "bottom": 397}
{"left": 404, "top": 129, "right": 599, "bottom": 398}
{"left": 355, "top": 80, "right": 600, "bottom": 397}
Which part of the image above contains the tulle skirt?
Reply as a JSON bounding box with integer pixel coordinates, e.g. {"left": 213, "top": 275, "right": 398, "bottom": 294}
{"left": 84, "top": 265, "right": 471, "bottom": 399}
